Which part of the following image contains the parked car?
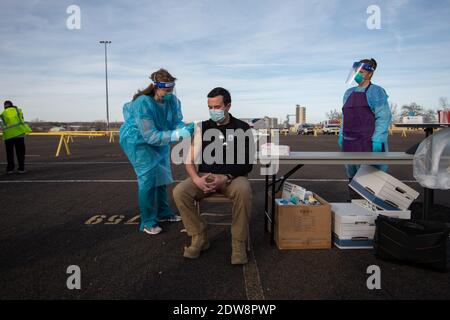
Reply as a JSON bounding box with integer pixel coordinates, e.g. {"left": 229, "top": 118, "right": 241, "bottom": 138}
{"left": 322, "top": 124, "right": 341, "bottom": 135}
{"left": 297, "top": 123, "right": 315, "bottom": 135}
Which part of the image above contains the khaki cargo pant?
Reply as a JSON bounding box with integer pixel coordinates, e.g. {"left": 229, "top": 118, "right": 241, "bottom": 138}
{"left": 173, "top": 176, "right": 252, "bottom": 241}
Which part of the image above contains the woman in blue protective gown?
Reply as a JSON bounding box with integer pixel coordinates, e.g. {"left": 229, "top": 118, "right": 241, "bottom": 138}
{"left": 338, "top": 58, "right": 392, "bottom": 199}
{"left": 120, "top": 68, "right": 195, "bottom": 235}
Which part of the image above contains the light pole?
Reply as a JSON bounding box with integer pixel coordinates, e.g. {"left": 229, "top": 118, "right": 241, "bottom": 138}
{"left": 99, "top": 40, "right": 111, "bottom": 130}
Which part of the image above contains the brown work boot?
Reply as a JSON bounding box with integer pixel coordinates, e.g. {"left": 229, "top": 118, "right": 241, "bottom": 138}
{"left": 183, "top": 231, "right": 210, "bottom": 259}
{"left": 231, "top": 239, "right": 248, "bottom": 265}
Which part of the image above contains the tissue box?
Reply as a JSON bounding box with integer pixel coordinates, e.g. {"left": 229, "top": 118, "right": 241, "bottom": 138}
{"left": 260, "top": 143, "right": 290, "bottom": 156}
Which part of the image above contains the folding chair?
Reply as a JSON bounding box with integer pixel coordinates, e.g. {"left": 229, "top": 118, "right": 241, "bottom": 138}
{"left": 195, "top": 193, "right": 251, "bottom": 251}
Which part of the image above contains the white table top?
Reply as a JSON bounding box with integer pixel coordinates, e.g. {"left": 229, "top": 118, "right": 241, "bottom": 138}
{"left": 258, "top": 152, "right": 414, "bottom": 165}
{"left": 394, "top": 123, "right": 450, "bottom": 128}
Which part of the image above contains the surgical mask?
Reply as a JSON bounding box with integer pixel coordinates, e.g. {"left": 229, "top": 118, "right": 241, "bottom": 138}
{"left": 162, "top": 93, "right": 174, "bottom": 102}
{"left": 209, "top": 109, "right": 225, "bottom": 122}
{"left": 345, "top": 61, "right": 374, "bottom": 84}
{"left": 354, "top": 72, "right": 364, "bottom": 84}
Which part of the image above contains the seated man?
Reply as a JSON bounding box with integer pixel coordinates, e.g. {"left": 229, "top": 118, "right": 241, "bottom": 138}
{"left": 173, "top": 87, "right": 254, "bottom": 265}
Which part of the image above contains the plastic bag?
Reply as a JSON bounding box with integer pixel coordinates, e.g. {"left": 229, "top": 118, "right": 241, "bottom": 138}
{"left": 413, "top": 128, "right": 450, "bottom": 190}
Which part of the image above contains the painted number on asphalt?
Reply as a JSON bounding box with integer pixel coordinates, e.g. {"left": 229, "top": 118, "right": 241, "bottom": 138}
{"left": 84, "top": 215, "right": 140, "bottom": 225}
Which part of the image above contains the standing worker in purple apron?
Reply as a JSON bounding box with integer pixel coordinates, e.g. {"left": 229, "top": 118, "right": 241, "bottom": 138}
{"left": 338, "top": 58, "right": 392, "bottom": 200}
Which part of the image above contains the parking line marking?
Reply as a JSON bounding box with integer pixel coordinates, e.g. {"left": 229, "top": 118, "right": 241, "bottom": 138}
{"left": 243, "top": 243, "right": 265, "bottom": 300}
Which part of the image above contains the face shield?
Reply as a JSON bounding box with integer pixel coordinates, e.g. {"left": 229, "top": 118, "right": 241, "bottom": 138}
{"left": 345, "top": 62, "right": 375, "bottom": 84}
{"left": 153, "top": 81, "right": 177, "bottom": 103}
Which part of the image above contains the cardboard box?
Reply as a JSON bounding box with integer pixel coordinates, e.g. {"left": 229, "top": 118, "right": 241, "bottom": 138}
{"left": 274, "top": 192, "right": 331, "bottom": 250}
{"left": 331, "top": 201, "right": 411, "bottom": 249}
{"left": 332, "top": 234, "right": 374, "bottom": 249}
{"left": 351, "top": 199, "right": 411, "bottom": 219}
{"left": 349, "top": 165, "right": 419, "bottom": 211}
{"left": 331, "top": 203, "right": 375, "bottom": 249}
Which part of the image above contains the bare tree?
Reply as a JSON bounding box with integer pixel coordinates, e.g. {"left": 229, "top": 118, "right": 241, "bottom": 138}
{"left": 389, "top": 102, "right": 399, "bottom": 123}
{"left": 400, "top": 102, "right": 425, "bottom": 117}
{"left": 326, "top": 108, "right": 342, "bottom": 120}
{"left": 423, "top": 109, "right": 437, "bottom": 122}
{"left": 439, "top": 97, "right": 449, "bottom": 110}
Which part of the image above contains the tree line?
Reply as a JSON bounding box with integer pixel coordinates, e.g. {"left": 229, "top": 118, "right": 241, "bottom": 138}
{"left": 326, "top": 97, "right": 449, "bottom": 123}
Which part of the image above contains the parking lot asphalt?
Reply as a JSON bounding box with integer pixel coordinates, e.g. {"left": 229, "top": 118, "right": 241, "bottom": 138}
{"left": 0, "top": 132, "right": 449, "bottom": 299}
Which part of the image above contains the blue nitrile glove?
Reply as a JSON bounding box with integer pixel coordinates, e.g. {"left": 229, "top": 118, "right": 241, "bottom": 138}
{"left": 170, "top": 125, "right": 194, "bottom": 142}
{"left": 185, "top": 122, "right": 195, "bottom": 135}
{"left": 372, "top": 141, "right": 383, "bottom": 152}
{"left": 338, "top": 134, "right": 343, "bottom": 149}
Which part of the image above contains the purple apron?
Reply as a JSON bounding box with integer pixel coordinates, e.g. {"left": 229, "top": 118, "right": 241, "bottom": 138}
{"left": 342, "top": 84, "right": 375, "bottom": 152}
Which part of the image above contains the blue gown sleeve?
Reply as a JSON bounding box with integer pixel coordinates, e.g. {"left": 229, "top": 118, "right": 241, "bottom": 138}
{"left": 367, "top": 85, "right": 391, "bottom": 144}
{"left": 135, "top": 97, "right": 174, "bottom": 146}
{"left": 172, "top": 98, "right": 186, "bottom": 129}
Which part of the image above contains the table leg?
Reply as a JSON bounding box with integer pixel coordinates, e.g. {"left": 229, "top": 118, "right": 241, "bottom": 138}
{"left": 271, "top": 174, "right": 276, "bottom": 246}
{"left": 265, "top": 164, "right": 304, "bottom": 244}
{"left": 264, "top": 167, "right": 269, "bottom": 233}
{"left": 423, "top": 188, "right": 434, "bottom": 220}
{"left": 422, "top": 127, "right": 434, "bottom": 220}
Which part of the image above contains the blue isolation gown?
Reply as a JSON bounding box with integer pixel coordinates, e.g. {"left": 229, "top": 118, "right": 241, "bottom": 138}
{"left": 119, "top": 94, "right": 185, "bottom": 230}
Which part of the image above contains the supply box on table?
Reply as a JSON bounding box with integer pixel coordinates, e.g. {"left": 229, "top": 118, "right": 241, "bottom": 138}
{"left": 402, "top": 116, "right": 424, "bottom": 124}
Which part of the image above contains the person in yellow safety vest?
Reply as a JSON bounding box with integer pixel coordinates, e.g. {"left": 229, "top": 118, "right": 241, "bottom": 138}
{"left": 1, "top": 101, "right": 32, "bottom": 174}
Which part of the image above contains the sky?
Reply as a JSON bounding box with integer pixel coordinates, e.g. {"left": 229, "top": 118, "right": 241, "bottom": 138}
{"left": 1, "top": 0, "right": 450, "bottom": 124}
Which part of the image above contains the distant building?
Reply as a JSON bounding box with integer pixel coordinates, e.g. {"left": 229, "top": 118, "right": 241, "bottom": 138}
{"left": 296, "top": 105, "right": 306, "bottom": 124}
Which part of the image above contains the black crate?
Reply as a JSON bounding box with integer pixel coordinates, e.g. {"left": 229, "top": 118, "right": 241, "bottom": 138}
{"left": 374, "top": 215, "right": 449, "bottom": 272}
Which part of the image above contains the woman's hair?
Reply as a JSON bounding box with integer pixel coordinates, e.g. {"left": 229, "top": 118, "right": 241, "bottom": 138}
{"left": 132, "top": 68, "right": 177, "bottom": 101}
{"left": 359, "top": 58, "right": 377, "bottom": 72}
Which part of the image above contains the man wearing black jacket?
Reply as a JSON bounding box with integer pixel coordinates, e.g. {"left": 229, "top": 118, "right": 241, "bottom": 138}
{"left": 173, "top": 87, "right": 254, "bottom": 265}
